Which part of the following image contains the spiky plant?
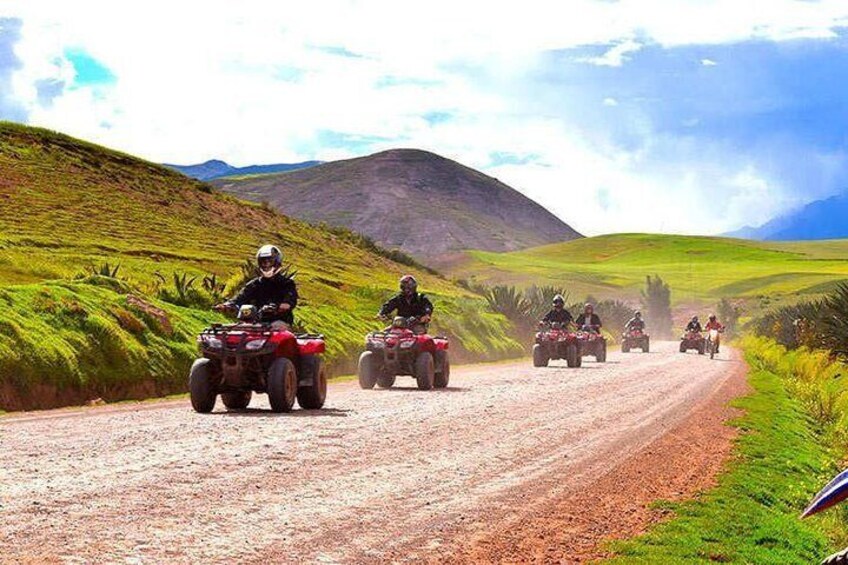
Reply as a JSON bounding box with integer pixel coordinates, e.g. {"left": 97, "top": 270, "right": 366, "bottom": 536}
{"left": 485, "top": 285, "right": 533, "bottom": 327}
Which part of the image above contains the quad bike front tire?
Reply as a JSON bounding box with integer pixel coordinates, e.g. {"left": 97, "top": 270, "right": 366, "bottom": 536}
{"left": 643, "top": 338, "right": 650, "bottom": 353}
{"left": 621, "top": 341, "right": 630, "bottom": 353}
{"left": 377, "top": 374, "right": 396, "bottom": 389}
{"left": 189, "top": 358, "right": 217, "bottom": 413}
{"left": 358, "top": 351, "right": 379, "bottom": 389}
{"left": 679, "top": 341, "right": 686, "bottom": 353}
{"left": 415, "top": 352, "right": 435, "bottom": 390}
{"left": 532, "top": 344, "right": 549, "bottom": 367}
{"left": 596, "top": 341, "right": 607, "bottom": 363}
{"left": 267, "top": 357, "right": 297, "bottom": 413}
{"left": 296, "top": 354, "right": 327, "bottom": 409}
{"left": 565, "top": 344, "right": 580, "bottom": 368}
{"left": 698, "top": 342, "right": 706, "bottom": 355}
{"left": 221, "top": 391, "right": 251, "bottom": 410}
{"left": 434, "top": 350, "right": 450, "bottom": 388}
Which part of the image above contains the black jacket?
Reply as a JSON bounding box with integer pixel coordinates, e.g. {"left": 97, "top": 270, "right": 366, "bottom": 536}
{"left": 625, "top": 317, "right": 645, "bottom": 331}
{"left": 575, "top": 313, "right": 602, "bottom": 329}
{"left": 379, "top": 292, "right": 434, "bottom": 319}
{"left": 227, "top": 274, "right": 298, "bottom": 324}
{"left": 686, "top": 321, "right": 702, "bottom": 332}
{"left": 542, "top": 308, "right": 573, "bottom": 324}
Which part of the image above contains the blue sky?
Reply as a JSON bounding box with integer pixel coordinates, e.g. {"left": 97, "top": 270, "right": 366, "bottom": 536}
{"left": 3, "top": 1, "right": 848, "bottom": 236}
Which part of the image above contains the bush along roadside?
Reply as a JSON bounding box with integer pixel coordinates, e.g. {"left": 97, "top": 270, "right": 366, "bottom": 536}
{"left": 603, "top": 336, "right": 844, "bottom": 564}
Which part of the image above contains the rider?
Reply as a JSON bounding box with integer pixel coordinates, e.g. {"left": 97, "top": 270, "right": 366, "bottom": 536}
{"left": 542, "top": 294, "right": 573, "bottom": 325}
{"left": 214, "top": 244, "right": 298, "bottom": 325}
{"left": 575, "top": 303, "right": 602, "bottom": 332}
{"left": 378, "top": 275, "right": 433, "bottom": 332}
{"left": 624, "top": 311, "right": 646, "bottom": 332}
{"left": 704, "top": 314, "right": 724, "bottom": 352}
{"left": 685, "top": 316, "right": 702, "bottom": 333}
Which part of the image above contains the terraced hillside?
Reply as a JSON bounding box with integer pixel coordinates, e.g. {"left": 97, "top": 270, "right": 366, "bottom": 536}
{"left": 442, "top": 233, "right": 848, "bottom": 306}
{"left": 0, "top": 122, "right": 520, "bottom": 410}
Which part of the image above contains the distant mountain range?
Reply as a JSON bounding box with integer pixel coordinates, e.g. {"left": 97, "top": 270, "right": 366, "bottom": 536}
{"left": 727, "top": 190, "right": 848, "bottom": 241}
{"left": 213, "top": 148, "right": 582, "bottom": 258}
{"left": 163, "top": 159, "right": 321, "bottom": 181}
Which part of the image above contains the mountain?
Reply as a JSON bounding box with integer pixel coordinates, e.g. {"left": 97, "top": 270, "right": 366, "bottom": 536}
{"left": 0, "top": 122, "right": 519, "bottom": 410}
{"left": 213, "top": 148, "right": 582, "bottom": 258}
{"left": 727, "top": 191, "right": 848, "bottom": 241}
{"left": 164, "top": 158, "right": 321, "bottom": 181}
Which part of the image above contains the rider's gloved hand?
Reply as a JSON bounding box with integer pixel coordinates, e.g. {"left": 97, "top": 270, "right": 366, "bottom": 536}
{"left": 420, "top": 314, "right": 431, "bottom": 323}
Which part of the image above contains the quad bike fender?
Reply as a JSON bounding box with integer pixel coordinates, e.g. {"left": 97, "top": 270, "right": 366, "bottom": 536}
{"left": 434, "top": 337, "right": 449, "bottom": 351}
{"left": 297, "top": 338, "right": 326, "bottom": 356}
{"left": 415, "top": 335, "right": 437, "bottom": 354}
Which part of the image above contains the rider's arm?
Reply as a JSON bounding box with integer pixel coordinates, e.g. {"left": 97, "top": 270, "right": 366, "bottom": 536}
{"left": 378, "top": 295, "right": 398, "bottom": 318}
{"left": 420, "top": 294, "right": 434, "bottom": 315}
{"left": 279, "top": 280, "right": 298, "bottom": 311}
{"left": 227, "top": 279, "right": 257, "bottom": 308}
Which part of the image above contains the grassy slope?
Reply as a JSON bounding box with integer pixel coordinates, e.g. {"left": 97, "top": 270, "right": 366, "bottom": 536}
{"left": 0, "top": 122, "right": 520, "bottom": 409}
{"left": 445, "top": 233, "right": 848, "bottom": 305}
{"left": 604, "top": 349, "right": 838, "bottom": 563}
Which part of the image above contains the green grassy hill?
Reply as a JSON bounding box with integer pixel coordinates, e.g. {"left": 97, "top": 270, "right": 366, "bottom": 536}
{"left": 443, "top": 233, "right": 848, "bottom": 307}
{"left": 0, "top": 122, "right": 521, "bottom": 410}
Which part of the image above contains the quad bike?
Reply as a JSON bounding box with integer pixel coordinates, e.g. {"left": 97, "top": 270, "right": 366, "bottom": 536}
{"left": 802, "top": 468, "right": 848, "bottom": 564}
{"left": 533, "top": 321, "right": 581, "bottom": 368}
{"left": 679, "top": 331, "right": 706, "bottom": 355}
{"left": 358, "top": 316, "right": 450, "bottom": 390}
{"left": 621, "top": 328, "right": 650, "bottom": 353}
{"left": 190, "top": 304, "right": 327, "bottom": 413}
{"left": 575, "top": 325, "right": 607, "bottom": 362}
{"left": 706, "top": 328, "right": 724, "bottom": 359}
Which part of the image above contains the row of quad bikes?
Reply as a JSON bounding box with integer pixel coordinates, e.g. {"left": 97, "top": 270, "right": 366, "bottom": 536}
{"left": 189, "top": 309, "right": 450, "bottom": 413}
{"left": 532, "top": 323, "right": 651, "bottom": 368}
{"left": 679, "top": 329, "right": 723, "bottom": 359}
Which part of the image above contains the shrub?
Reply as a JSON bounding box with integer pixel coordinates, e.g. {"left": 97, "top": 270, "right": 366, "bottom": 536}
{"left": 641, "top": 275, "right": 673, "bottom": 339}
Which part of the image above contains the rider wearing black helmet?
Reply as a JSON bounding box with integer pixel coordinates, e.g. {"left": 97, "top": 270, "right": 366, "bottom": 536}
{"left": 214, "top": 244, "right": 298, "bottom": 324}
{"left": 685, "top": 315, "right": 702, "bottom": 333}
{"left": 378, "top": 275, "right": 434, "bottom": 330}
{"left": 542, "top": 294, "right": 573, "bottom": 324}
{"left": 625, "top": 310, "right": 646, "bottom": 331}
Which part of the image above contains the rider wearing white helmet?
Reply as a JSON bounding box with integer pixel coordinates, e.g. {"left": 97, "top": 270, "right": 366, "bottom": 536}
{"left": 214, "top": 244, "right": 298, "bottom": 324}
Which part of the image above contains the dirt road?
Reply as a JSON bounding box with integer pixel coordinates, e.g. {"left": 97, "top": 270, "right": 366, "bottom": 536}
{"left": 0, "top": 342, "right": 745, "bottom": 564}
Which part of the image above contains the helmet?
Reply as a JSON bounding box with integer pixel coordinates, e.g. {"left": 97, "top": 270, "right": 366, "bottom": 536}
{"left": 552, "top": 294, "right": 565, "bottom": 306}
{"left": 692, "top": 316, "right": 699, "bottom": 322}
{"left": 709, "top": 314, "right": 717, "bottom": 321}
{"left": 584, "top": 302, "right": 594, "bottom": 312}
{"left": 400, "top": 274, "right": 417, "bottom": 296}
{"left": 634, "top": 311, "right": 642, "bottom": 318}
{"left": 256, "top": 244, "right": 282, "bottom": 278}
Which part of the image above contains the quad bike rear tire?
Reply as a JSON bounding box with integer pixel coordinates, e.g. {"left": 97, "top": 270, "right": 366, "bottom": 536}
{"left": 358, "top": 351, "right": 379, "bottom": 389}
{"left": 189, "top": 358, "right": 217, "bottom": 413}
{"left": 532, "top": 344, "right": 549, "bottom": 367}
{"left": 296, "top": 354, "right": 327, "bottom": 409}
{"left": 267, "top": 358, "right": 297, "bottom": 413}
{"left": 415, "top": 352, "right": 435, "bottom": 390}
{"left": 565, "top": 344, "right": 580, "bottom": 368}
{"left": 221, "top": 391, "right": 251, "bottom": 410}
{"left": 434, "top": 350, "right": 450, "bottom": 388}
{"left": 377, "top": 374, "right": 396, "bottom": 389}
{"left": 597, "top": 341, "right": 607, "bottom": 363}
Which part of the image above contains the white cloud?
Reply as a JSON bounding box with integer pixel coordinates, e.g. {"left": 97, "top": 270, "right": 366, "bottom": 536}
{"left": 3, "top": 0, "right": 848, "bottom": 235}
{"left": 701, "top": 58, "right": 718, "bottom": 66}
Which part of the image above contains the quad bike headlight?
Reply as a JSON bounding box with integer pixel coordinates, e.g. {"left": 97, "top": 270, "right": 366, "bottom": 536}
{"left": 399, "top": 339, "right": 416, "bottom": 349}
{"left": 201, "top": 336, "right": 222, "bottom": 349}
{"left": 245, "top": 338, "right": 268, "bottom": 351}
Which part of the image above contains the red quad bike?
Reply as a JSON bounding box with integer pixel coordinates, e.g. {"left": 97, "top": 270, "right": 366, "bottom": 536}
{"left": 190, "top": 304, "right": 328, "bottom": 413}
{"left": 576, "top": 325, "right": 607, "bottom": 362}
{"left": 679, "top": 331, "right": 706, "bottom": 355}
{"left": 533, "top": 321, "right": 581, "bottom": 368}
{"left": 358, "top": 316, "right": 450, "bottom": 390}
{"left": 621, "top": 329, "right": 650, "bottom": 353}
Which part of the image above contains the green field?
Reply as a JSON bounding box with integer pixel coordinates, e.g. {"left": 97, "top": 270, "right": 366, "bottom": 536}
{"left": 0, "top": 122, "right": 520, "bottom": 410}
{"left": 445, "top": 233, "right": 848, "bottom": 307}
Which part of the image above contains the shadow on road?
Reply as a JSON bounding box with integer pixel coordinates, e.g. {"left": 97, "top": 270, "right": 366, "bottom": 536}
{"left": 211, "top": 407, "right": 352, "bottom": 418}
{"left": 383, "top": 386, "right": 470, "bottom": 393}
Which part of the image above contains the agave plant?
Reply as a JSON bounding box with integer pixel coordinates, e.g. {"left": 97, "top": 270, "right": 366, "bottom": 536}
{"left": 524, "top": 285, "right": 568, "bottom": 320}
{"left": 202, "top": 273, "right": 227, "bottom": 301}
{"left": 87, "top": 262, "right": 121, "bottom": 278}
{"left": 485, "top": 285, "right": 533, "bottom": 326}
